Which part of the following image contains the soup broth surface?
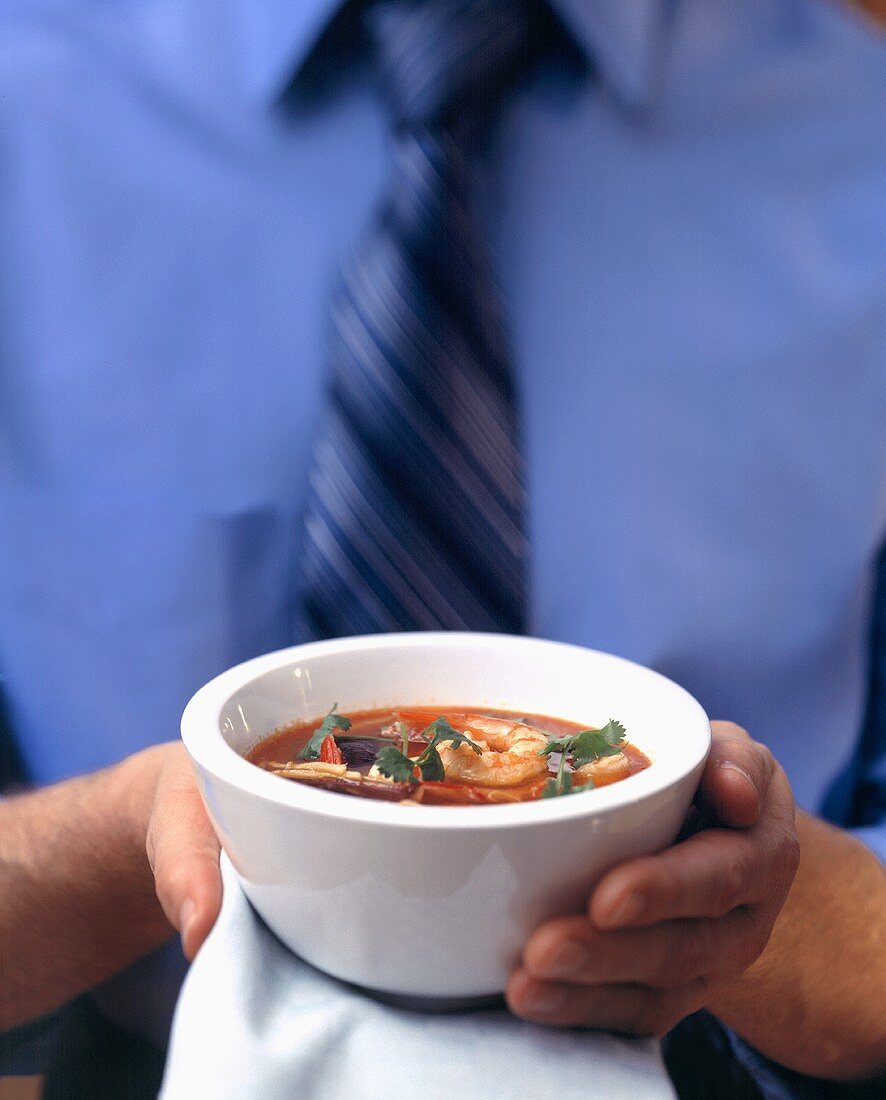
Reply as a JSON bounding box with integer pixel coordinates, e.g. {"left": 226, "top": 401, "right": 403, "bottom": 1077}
{"left": 247, "top": 707, "right": 650, "bottom": 806}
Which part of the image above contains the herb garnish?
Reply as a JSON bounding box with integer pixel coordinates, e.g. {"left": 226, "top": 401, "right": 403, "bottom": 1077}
{"left": 374, "top": 744, "right": 417, "bottom": 783}
{"left": 398, "top": 720, "right": 410, "bottom": 757}
{"left": 538, "top": 719, "right": 627, "bottom": 798}
{"left": 375, "top": 715, "right": 484, "bottom": 784}
{"left": 539, "top": 720, "right": 627, "bottom": 766}
{"left": 298, "top": 703, "right": 352, "bottom": 761}
{"left": 542, "top": 764, "right": 574, "bottom": 799}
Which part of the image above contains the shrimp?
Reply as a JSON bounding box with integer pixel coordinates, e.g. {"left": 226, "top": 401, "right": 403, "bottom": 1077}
{"left": 436, "top": 714, "right": 549, "bottom": 788}
{"left": 574, "top": 752, "right": 632, "bottom": 788}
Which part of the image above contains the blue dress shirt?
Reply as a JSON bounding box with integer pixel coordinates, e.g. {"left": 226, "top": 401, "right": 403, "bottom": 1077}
{"left": 1, "top": 0, "right": 885, "bottom": 1092}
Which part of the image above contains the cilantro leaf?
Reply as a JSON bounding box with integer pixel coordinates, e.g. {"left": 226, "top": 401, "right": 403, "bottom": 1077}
{"left": 542, "top": 772, "right": 601, "bottom": 799}
{"left": 420, "top": 716, "right": 484, "bottom": 757}
{"left": 538, "top": 733, "right": 575, "bottom": 757}
{"left": 571, "top": 720, "right": 627, "bottom": 767}
{"left": 374, "top": 744, "right": 418, "bottom": 784}
{"left": 417, "top": 746, "right": 445, "bottom": 782}
{"left": 536, "top": 719, "right": 626, "bottom": 799}
{"left": 372, "top": 716, "right": 483, "bottom": 785}
{"left": 542, "top": 769, "right": 573, "bottom": 799}
{"left": 411, "top": 716, "right": 483, "bottom": 782}
{"left": 298, "top": 703, "right": 353, "bottom": 761}
{"left": 537, "top": 719, "right": 627, "bottom": 766}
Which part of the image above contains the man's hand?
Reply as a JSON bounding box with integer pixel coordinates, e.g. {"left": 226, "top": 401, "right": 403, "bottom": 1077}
{"left": 506, "top": 721, "right": 800, "bottom": 1037}
{"left": 146, "top": 744, "right": 222, "bottom": 960}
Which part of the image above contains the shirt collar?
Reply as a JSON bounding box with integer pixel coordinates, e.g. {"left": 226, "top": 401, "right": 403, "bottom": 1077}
{"left": 237, "top": 0, "right": 345, "bottom": 103}
{"left": 553, "top": 0, "right": 672, "bottom": 108}
{"left": 238, "top": 0, "right": 671, "bottom": 109}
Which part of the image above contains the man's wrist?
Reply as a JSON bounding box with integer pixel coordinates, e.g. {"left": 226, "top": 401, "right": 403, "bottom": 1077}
{"left": 704, "top": 812, "right": 886, "bottom": 1080}
{"left": 0, "top": 744, "right": 179, "bottom": 1030}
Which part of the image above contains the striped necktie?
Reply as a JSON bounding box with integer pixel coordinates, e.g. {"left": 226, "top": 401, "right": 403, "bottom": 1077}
{"left": 299, "top": 0, "right": 544, "bottom": 639}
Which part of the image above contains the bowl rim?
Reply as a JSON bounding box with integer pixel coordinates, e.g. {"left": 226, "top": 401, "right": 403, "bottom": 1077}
{"left": 181, "top": 632, "right": 711, "bottom": 831}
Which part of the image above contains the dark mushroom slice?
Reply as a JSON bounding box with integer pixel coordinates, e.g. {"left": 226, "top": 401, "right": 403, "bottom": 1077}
{"left": 336, "top": 738, "right": 384, "bottom": 770}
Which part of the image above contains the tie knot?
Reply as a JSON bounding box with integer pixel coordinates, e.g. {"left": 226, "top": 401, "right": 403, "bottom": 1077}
{"left": 365, "top": 0, "right": 536, "bottom": 131}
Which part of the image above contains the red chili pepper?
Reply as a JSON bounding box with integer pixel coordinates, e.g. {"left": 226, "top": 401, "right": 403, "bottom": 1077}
{"left": 320, "top": 734, "right": 344, "bottom": 765}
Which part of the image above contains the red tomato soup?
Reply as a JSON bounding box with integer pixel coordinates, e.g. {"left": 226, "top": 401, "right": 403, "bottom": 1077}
{"left": 247, "top": 707, "right": 650, "bottom": 806}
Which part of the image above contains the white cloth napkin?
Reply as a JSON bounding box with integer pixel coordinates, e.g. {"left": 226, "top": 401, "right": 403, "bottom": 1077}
{"left": 160, "top": 856, "right": 675, "bottom": 1100}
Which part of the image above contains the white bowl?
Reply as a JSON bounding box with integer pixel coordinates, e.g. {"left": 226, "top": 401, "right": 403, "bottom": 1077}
{"left": 181, "top": 632, "right": 710, "bottom": 999}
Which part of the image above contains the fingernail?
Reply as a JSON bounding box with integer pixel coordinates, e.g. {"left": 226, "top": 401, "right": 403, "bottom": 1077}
{"left": 542, "top": 938, "right": 590, "bottom": 978}
{"left": 601, "top": 891, "right": 646, "bottom": 928}
{"left": 525, "top": 983, "right": 566, "bottom": 1014}
{"left": 179, "top": 898, "right": 196, "bottom": 939}
{"left": 716, "top": 760, "right": 755, "bottom": 789}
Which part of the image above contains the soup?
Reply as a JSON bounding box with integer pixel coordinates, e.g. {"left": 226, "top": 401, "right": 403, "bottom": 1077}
{"left": 247, "top": 706, "right": 650, "bottom": 806}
